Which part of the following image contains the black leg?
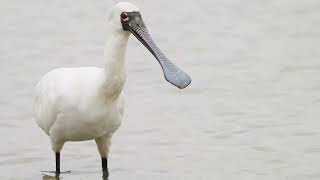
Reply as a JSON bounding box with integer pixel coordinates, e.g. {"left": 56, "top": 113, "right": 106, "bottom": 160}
{"left": 101, "top": 157, "right": 109, "bottom": 178}
{"left": 56, "top": 152, "right": 60, "bottom": 174}
{"left": 41, "top": 152, "right": 70, "bottom": 175}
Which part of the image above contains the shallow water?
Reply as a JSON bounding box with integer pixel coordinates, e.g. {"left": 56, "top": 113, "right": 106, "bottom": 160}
{"left": 1, "top": 0, "right": 320, "bottom": 179}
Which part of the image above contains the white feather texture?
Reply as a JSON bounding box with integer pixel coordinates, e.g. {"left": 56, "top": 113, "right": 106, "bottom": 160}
{"left": 34, "top": 2, "right": 138, "bottom": 156}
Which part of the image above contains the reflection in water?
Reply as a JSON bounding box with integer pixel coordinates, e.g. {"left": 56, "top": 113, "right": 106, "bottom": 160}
{"left": 42, "top": 173, "right": 109, "bottom": 180}
{"left": 42, "top": 174, "right": 60, "bottom": 180}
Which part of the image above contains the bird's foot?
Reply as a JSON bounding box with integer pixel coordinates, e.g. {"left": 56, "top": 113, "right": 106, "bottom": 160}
{"left": 41, "top": 170, "right": 71, "bottom": 174}
{"left": 41, "top": 170, "right": 71, "bottom": 180}
{"left": 102, "top": 169, "right": 109, "bottom": 179}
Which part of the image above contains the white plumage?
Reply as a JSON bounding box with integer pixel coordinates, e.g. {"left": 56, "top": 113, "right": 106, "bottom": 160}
{"left": 34, "top": 67, "right": 124, "bottom": 152}
{"left": 34, "top": 3, "right": 137, "bottom": 156}
{"left": 34, "top": 2, "right": 190, "bottom": 177}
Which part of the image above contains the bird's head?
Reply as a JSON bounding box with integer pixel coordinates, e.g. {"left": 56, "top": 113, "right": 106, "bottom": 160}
{"left": 108, "top": 2, "right": 191, "bottom": 89}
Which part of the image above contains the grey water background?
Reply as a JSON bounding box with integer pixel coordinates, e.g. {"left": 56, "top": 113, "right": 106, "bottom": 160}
{"left": 1, "top": 0, "right": 320, "bottom": 179}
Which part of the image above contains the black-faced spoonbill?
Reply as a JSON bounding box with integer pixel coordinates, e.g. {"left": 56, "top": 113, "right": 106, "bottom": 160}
{"left": 34, "top": 2, "right": 191, "bottom": 178}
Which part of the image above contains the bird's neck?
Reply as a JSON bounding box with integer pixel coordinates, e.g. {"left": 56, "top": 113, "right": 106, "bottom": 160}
{"left": 102, "top": 29, "right": 130, "bottom": 100}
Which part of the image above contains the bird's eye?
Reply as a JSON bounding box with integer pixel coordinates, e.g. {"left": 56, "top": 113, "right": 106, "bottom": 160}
{"left": 121, "top": 12, "right": 129, "bottom": 21}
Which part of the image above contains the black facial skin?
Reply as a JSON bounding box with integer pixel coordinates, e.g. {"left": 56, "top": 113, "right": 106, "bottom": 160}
{"left": 120, "top": 11, "right": 191, "bottom": 89}
{"left": 121, "top": 12, "right": 144, "bottom": 31}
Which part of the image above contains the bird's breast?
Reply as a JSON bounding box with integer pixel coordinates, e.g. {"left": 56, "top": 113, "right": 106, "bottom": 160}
{"left": 51, "top": 97, "right": 124, "bottom": 142}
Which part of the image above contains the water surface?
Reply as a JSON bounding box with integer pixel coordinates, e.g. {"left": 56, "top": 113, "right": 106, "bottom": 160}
{"left": 1, "top": 0, "right": 320, "bottom": 179}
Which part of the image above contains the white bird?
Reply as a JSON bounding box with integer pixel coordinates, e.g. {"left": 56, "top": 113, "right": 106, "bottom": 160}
{"left": 34, "top": 2, "right": 191, "bottom": 178}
